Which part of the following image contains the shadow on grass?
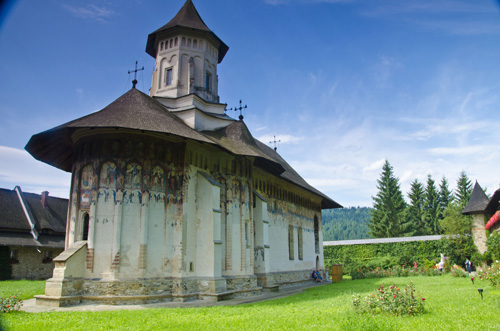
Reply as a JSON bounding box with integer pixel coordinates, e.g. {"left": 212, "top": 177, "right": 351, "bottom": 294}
{"left": 247, "top": 278, "right": 384, "bottom": 307}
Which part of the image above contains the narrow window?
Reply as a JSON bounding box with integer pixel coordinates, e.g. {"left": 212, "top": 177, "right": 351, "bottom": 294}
{"left": 175, "top": 37, "right": 178, "bottom": 46}
{"left": 298, "top": 227, "right": 303, "bottom": 260}
{"left": 193, "top": 39, "right": 198, "bottom": 48}
{"left": 9, "top": 249, "right": 19, "bottom": 263}
{"left": 82, "top": 213, "right": 90, "bottom": 241}
{"left": 205, "top": 72, "right": 211, "bottom": 91}
{"left": 314, "top": 216, "right": 319, "bottom": 254}
{"left": 245, "top": 221, "right": 249, "bottom": 248}
{"left": 187, "top": 38, "right": 191, "bottom": 47}
{"left": 169, "top": 39, "right": 173, "bottom": 48}
{"left": 181, "top": 37, "right": 186, "bottom": 46}
{"left": 288, "top": 225, "right": 294, "bottom": 260}
{"left": 160, "top": 42, "right": 164, "bottom": 50}
{"left": 42, "top": 250, "right": 53, "bottom": 263}
{"left": 165, "top": 68, "right": 173, "bottom": 86}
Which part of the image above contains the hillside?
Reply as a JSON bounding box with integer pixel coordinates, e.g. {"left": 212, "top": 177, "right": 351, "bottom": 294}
{"left": 322, "top": 207, "right": 371, "bottom": 241}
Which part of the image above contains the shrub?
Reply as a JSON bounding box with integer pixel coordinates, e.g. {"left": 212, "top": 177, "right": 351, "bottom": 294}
{"left": 352, "top": 281, "right": 426, "bottom": 316}
{"left": 1, "top": 295, "right": 22, "bottom": 313}
{"left": 478, "top": 262, "right": 500, "bottom": 287}
{"left": 451, "top": 268, "right": 468, "bottom": 278}
{"left": 486, "top": 233, "right": 500, "bottom": 261}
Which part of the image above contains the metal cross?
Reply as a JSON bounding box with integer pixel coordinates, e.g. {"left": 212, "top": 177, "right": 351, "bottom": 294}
{"left": 229, "top": 100, "right": 248, "bottom": 121}
{"left": 269, "top": 135, "right": 281, "bottom": 152}
{"left": 128, "top": 61, "right": 144, "bottom": 89}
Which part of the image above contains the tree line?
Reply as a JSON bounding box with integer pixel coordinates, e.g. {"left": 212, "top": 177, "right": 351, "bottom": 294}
{"left": 322, "top": 207, "right": 371, "bottom": 241}
{"left": 369, "top": 160, "right": 475, "bottom": 239}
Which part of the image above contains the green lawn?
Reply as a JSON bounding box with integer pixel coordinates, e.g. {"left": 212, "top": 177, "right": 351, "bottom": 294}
{"left": 1, "top": 276, "right": 499, "bottom": 330}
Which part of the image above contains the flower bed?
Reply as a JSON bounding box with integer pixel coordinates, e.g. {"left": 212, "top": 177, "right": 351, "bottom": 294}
{"left": 478, "top": 262, "right": 500, "bottom": 287}
{"left": 352, "top": 281, "right": 426, "bottom": 316}
{"left": 1, "top": 296, "right": 22, "bottom": 313}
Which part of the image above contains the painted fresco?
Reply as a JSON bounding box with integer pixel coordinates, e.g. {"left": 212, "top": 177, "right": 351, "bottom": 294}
{"left": 80, "top": 165, "right": 93, "bottom": 209}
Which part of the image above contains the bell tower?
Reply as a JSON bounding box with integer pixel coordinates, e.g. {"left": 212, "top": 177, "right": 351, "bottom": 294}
{"left": 146, "top": 0, "right": 228, "bottom": 103}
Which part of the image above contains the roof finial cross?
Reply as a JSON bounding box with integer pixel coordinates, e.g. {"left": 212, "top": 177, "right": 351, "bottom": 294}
{"left": 269, "top": 135, "right": 281, "bottom": 152}
{"left": 229, "top": 100, "right": 248, "bottom": 121}
{"left": 128, "top": 61, "right": 144, "bottom": 89}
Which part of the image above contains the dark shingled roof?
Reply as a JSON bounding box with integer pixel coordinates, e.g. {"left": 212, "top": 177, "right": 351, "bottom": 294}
{"left": 25, "top": 88, "right": 215, "bottom": 172}
{"left": 146, "top": 0, "right": 228, "bottom": 63}
{"left": 485, "top": 188, "right": 500, "bottom": 214}
{"left": 462, "top": 181, "right": 490, "bottom": 215}
{"left": 0, "top": 188, "right": 67, "bottom": 248}
{"left": 23, "top": 192, "right": 67, "bottom": 233}
{"left": 202, "top": 121, "right": 284, "bottom": 175}
{"left": 0, "top": 232, "right": 65, "bottom": 248}
{"left": 0, "top": 188, "right": 30, "bottom": 231}
{"left": 254, "top": 140, "right": 342, "bottom": 210}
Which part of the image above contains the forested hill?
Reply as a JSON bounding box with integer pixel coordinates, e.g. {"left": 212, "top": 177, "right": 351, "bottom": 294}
{"left": 322, "top": 207, "right": 371, "bottom": 241}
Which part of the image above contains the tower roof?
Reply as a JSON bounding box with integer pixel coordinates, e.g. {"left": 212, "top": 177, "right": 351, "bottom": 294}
{"left": 462, "top": 181, "right": 489, "bottom": 215}
{"left": 146, "top": 0, "right": 228, "bottom": 63}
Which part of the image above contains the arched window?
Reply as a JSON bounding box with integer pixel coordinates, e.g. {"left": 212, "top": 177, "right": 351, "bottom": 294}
{"left": 314, "top": 216, "right": 320, "bottom": 254}
{"left": 288, "top": 224, "right": 294, "bottom": 260}
{"left": 193, "top": 39, "right": 197, "bottom": 48}
{"left": 82, "top": 213, "right": 90, "bottom": 241}
{"left": 160, "top": 42, "right": 164, "bottom": 50}
{"left": 181, "top": 37, "right": 186, "bottom": 46}
{"left": 169, "top": 39, "right": 173, "bottom": 48}
{"left": 187, "top": 38, "right": 191, "bottom": 47}
{"left": 175, "top": 37, "right": 178, "bottom": 46}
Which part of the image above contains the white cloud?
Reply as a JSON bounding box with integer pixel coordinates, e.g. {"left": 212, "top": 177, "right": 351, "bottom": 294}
{"left": 0, "top": 146, "right": 71, "bottom": 198}
{"left": 363, "top": 158, "right": 386, "bottom": 172}
{"left": 62, "top": 4, "right": 114, "bottom": 22}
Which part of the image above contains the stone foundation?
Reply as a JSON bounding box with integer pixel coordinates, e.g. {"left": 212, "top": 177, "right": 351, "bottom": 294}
{"left": 35, "top": 270, "right": 316, "bottom": 307}
{"left": 256, "top": 269, "right": 315, "bottom": 288}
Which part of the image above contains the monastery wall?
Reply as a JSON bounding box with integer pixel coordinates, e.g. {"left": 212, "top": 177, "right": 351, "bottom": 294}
{"left": 9, "top": 247, "right": 63, "bottom": 280}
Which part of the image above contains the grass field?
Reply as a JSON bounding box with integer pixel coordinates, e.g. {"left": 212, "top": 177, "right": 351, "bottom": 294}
{"left": 1, "top": 276, "right": 499, "bottom": 330}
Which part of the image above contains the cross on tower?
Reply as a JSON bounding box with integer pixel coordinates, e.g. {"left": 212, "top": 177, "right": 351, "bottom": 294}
{"left": 128, "top": 61, "right": 145, "bottom": 89}
{"left": 228, "top": 100, "right": 248, "bottom": 121}
{"left": 269, "top": 135, "right": 281, "bottom": 152}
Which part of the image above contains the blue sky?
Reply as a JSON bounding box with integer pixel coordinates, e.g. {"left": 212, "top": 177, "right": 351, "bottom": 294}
{"left": 1, "top": 0, "right": 500, "bottom": 207}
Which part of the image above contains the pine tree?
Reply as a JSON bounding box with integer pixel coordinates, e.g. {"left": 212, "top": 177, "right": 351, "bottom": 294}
{"left": 455, "top": 171, "right": 472, "bottom": 209}
{"left": 368, "top": 160, "right": 411, "bottom": 238}
{"left": 407, "top": 179, "right": 425, "bottom": 235}
{"left": 423, "top": 174, "right": 440, "bottom": 234}
{"left": 438, "top": 176, "right": 453, "bottom": 219}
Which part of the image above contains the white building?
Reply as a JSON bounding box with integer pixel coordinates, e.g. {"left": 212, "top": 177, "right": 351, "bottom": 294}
{"left": 26, "top": 0, "right": 341, "bottom": 307}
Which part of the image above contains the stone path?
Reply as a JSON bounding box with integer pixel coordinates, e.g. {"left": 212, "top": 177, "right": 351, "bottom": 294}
{"left": 21, "top": 280, "right": 331, "bottom": 313}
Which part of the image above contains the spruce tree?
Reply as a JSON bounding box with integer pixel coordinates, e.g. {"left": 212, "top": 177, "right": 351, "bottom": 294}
{"left": 368, "top": 160, "right": 410, "bottom": 238}
{"left": 423, "top": 174, "right": 440, "bottom": 234}
{"left": 438, "top": 176, "right": 453, "bottom": 219}
{"left": 455, "top": 171, "right": 472, "bottom": 209}
{"left": 407, "top": 179, "right": 425, "bottom": 235}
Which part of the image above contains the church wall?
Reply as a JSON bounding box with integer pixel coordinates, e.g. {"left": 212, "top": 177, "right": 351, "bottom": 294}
{"left": 66, "top": 132, "right": 188, "bottom": 280}
{"left": 252, "top": 168, "right": 324, "bottom": 282}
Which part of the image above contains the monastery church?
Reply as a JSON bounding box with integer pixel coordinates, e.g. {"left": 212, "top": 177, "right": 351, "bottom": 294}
{"left": 26, "top": 0, "right": 341, "bottom": 306}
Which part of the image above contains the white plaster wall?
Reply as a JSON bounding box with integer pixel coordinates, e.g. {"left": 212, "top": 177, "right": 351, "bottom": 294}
{"left": 119, "top": 189, "right": 141, "bottom": 277}
{"left": 147, "top": 192, "right": 167, "bottom": 275}
{"left": 93, "top": 188, "right": 115, "bottom": 275}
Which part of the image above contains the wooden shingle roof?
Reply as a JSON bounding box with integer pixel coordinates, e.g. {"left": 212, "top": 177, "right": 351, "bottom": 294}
{"left": 25, "top": 88, "right": 215, "bottom": 172}
{"left": 462, "top": 181, "right": 490, "bottom": 215}
{"left": 0, "top": 188, "right": 67, "bottom": 248}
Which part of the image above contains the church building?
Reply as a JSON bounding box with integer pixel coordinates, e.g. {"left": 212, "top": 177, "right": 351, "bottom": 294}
{"left": 26, "top": 0, "right": 341, "bottom": 307}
